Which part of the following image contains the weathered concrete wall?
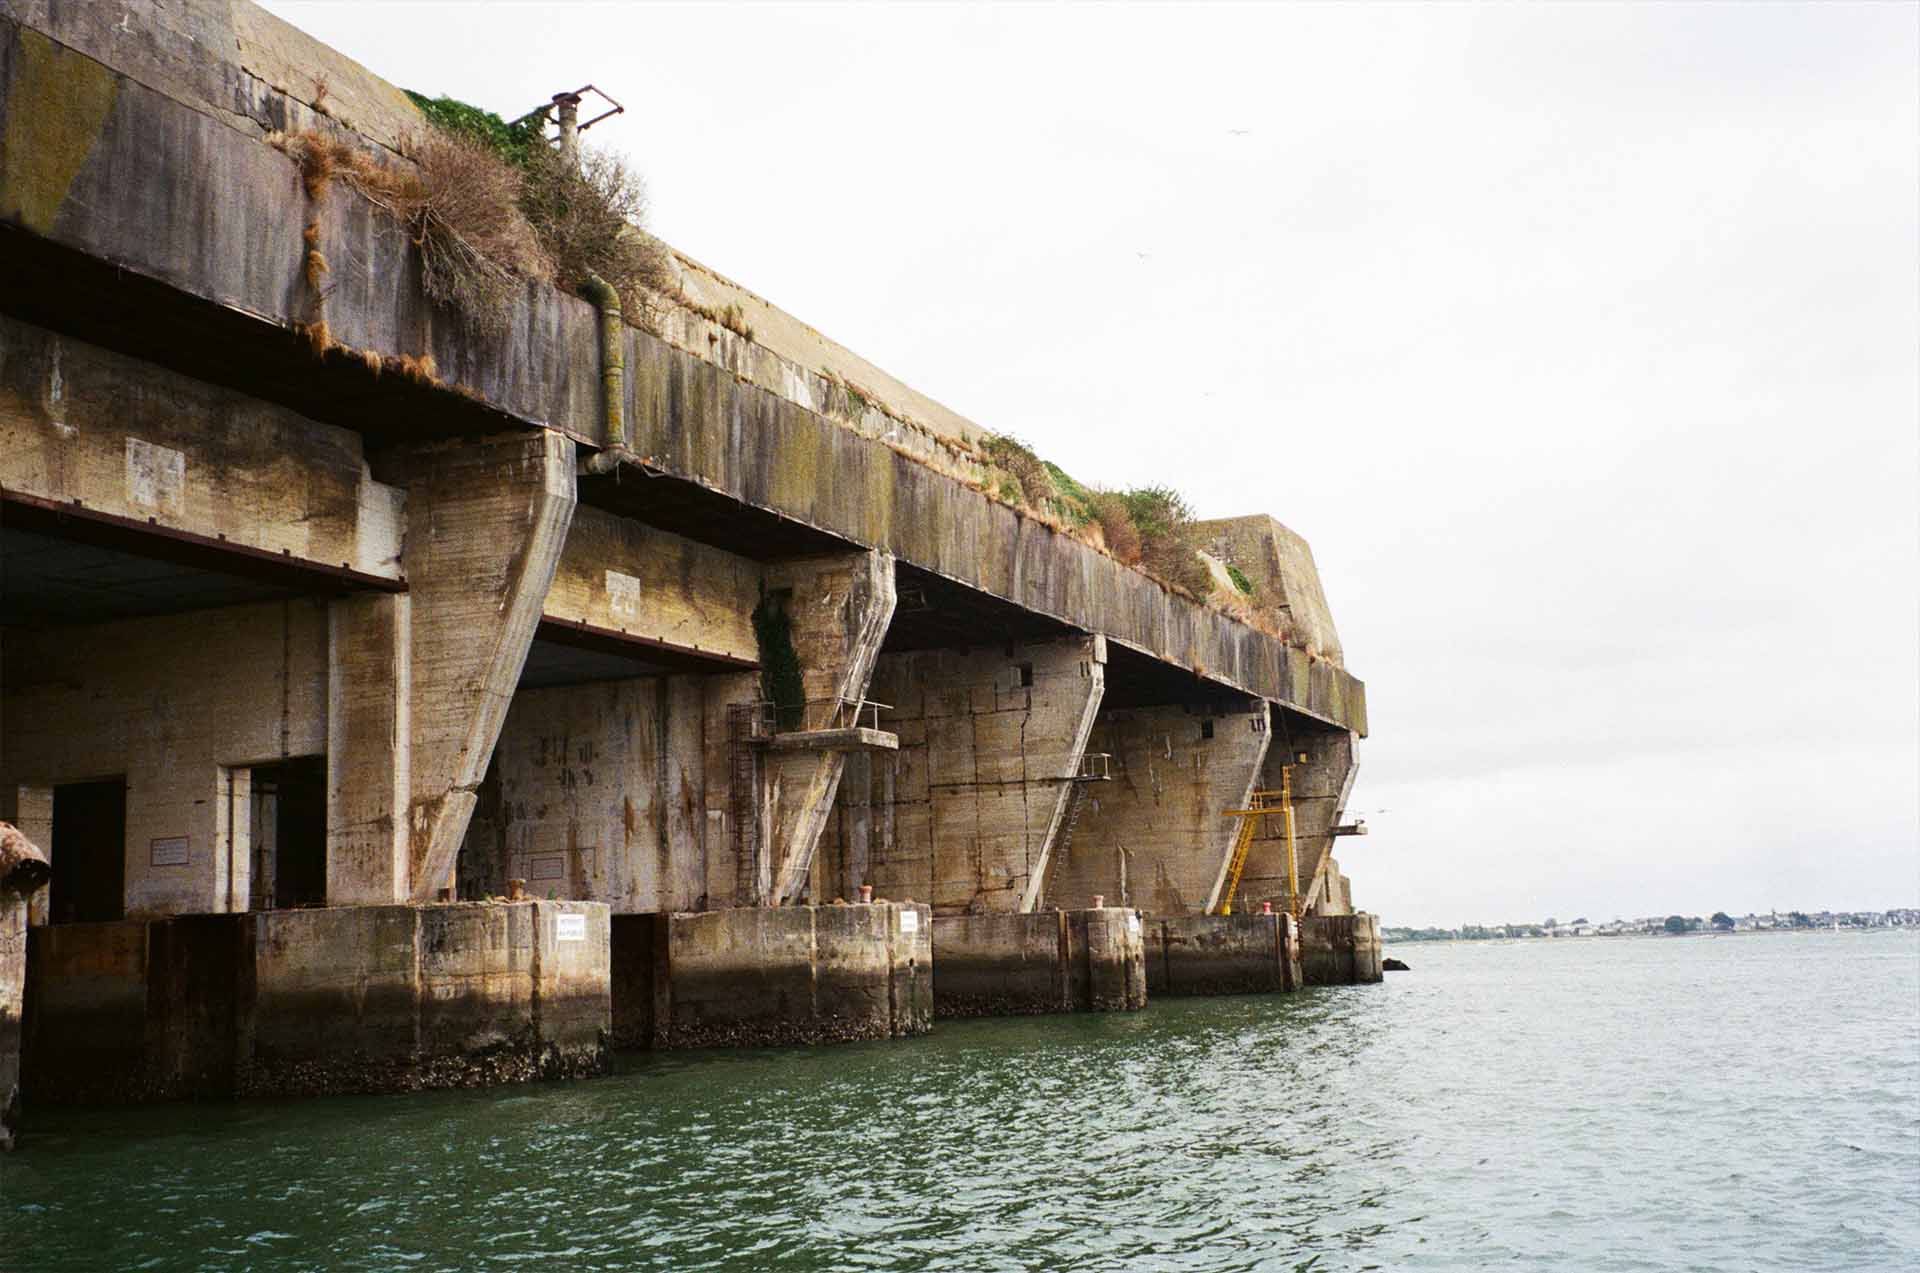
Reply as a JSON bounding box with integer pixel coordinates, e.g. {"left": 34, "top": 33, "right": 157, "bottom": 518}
{"left": 931, "top": 906, "right": 1147, "bottom": 1018}
{"left": 0, "top": 317, "right": 405, "bottom": 583}
{"left": 1299, "top": 913, "right": 1383, "bottom": 987}
{"left": 1045, "top": 698, "right": 1270, "bottom": 916}
{"left": 21, "top": 901, "right": 609, "bottom": 1105}
{"left": 613, "top": 903, "right": 931, "bottom": 1049}
{"left": 821, "top": 637, "right": 1105, "bottom": 914}
{"left": 462, "top": 676, "right": 708, "bottom": 912}
{"left": 1144, "top": 913, "right": 1301, "bottom": 998}
{"left": 1196, "top": 515, "right": 1344, "bottom": 666}
{"left": 1239, "top": 724, "right": 1358, "bottom": 916}
{"left": 765, "top": 550, "right": 895, "bottom": 905}
{"left": 2, "top": 602, "right": 328, "bottom": 917}
{"left": 544, "top": 506, "right": 761, "bottom": 666}
{"left": 0, "top": 9, "right": 1365, "bottom": 737}
{"left": 399, "top": 432, "right": 576, "bottom": 901}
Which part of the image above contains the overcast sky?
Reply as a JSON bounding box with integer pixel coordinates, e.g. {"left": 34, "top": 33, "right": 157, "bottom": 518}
{"left": 265, "top": 1, "right": 1918, "bottom": 927}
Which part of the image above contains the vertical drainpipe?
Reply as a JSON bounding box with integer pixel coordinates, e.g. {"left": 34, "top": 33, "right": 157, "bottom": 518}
{"left": 580, "top": 272, "right": 630, "bottom": 474}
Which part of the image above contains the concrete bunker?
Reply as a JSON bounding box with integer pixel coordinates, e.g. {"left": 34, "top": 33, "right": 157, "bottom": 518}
{"left": 0, "top": 0, "right": 1378, "bottom": 1131}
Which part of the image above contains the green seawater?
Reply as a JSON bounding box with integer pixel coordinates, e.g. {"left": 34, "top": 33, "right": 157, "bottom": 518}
{"left": 5, "top": 930, "right": 1916, "bottom": 1271}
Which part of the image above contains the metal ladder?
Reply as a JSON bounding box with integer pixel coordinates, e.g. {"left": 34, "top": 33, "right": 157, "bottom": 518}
{"left": 728, "top": 703, "right": 766, "bottom": 904}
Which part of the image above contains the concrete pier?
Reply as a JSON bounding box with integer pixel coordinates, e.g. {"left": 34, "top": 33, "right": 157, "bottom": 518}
{"left": 22, "top": 901, "right": 609, "bottom": 1103}
{"left": 1145, "top": 913, "right": 1303, "bottom": 997}
{"left": 1300, "top": 913, "right": 1385, "bottom": 987}
{"left": 932, "top": 907, "right": 1147, "bottom": 1017}
{"left": 611, "top": 903, "right": 931, "bottom": 1049}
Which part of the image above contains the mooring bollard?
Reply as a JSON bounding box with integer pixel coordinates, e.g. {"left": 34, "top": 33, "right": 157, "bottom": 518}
{"left": 1091, "top": 894, "right": 1105, "bottom": 910}
{"left": 859, "top": 884, "right": 874, "bottom": 904}
{"left": 1262, "top": 901, "right": 1273, "bottom": 915}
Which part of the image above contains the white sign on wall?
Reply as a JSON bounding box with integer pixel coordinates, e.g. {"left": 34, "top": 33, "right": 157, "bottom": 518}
{"left": 900, "top": 908, "right": 920, "bottom": 934}
{"left": 126, "top": 437, "right": 185, "bottom": 513}
{"left": 556, "top": 913, "right": 587, "bottom": 943}
{"left": 605, "top": 570, "right": 642, "bottom": 621}
{"left": 149, "top": 836, "right": 190, "bottom": 867}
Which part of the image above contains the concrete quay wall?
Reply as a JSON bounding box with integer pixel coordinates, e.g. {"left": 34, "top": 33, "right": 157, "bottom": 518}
{"left": 611, "top": 903, "right": 931, "bottom": 1050}
{"left": 931, "top": 908, "right": 1147, "bottom": 1018}
{"left": 21, "top": 901, "right": 609, "bottom": 1104}
{"left": 1145, "top": 913, "right": 1302, "bottom": 998}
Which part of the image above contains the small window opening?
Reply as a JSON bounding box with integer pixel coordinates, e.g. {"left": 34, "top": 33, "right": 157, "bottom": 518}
{"left": 1201, "top": 719, "right": 1215, "bottom": 740}
{"left": 1018, "top": 663, "right": 1034, "bottom": 688}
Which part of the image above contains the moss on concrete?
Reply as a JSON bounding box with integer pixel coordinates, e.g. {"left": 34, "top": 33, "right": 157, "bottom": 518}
{"left": 0, "top": 27, "right": 119, "bottom": 234}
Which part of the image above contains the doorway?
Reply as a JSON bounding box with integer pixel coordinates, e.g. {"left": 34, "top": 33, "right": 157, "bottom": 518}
{"left": 50, "top": 778, "right": 126, "bottom": 923}
{"left": 249, "top": 758, "right": 326, "bottom": 909}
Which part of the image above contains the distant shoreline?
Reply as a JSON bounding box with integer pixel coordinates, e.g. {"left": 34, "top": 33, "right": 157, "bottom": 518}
{"left": 1384, "top": 925, "right": 1916, "bottom": 945}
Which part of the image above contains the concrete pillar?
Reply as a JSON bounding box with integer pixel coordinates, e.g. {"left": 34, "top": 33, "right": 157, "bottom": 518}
{"left": 761, "top": 549, "right": 896, "bottom": 905}
{"left": 823, "top": 635, "right": 1106, "bottom": 914}
{"left": 1240, "top": 721, "right": 1358, "bottom": 917}
{"left": 1044, "top": 695, "right": 1270, "bottom": 915}
{"left": 1299, "top": 912, "right": 1381, "bottom": 986}
{"left": 931, "top": 905, "right": 1145, "bottom": 1016}
{"left": 1, "top": 822, "right": 50, "bottom": 1151}
{"left": 0, "top": 788, "right": 52, "bottom": 927}
{"left": 0, "top": 895, "right": 22, "bottom": 1150}
{"left": 396, "top": 432, "right": 577, "bottom": 902}
{"left": 327, "top": 593, "right": 411, "bottom": 905}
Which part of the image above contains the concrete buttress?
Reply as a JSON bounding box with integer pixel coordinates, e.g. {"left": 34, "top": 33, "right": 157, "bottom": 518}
{"left": 395, "top": 432, "right": 577, "bottom": 902}
{"left": 1045, "top": 696, "right": 1270, "bottom": 915}
{"left": 762, "top": 550, "right": 896, "bottom": 905}
{"left": 1242, "top": 723, "right": 1358, "bottom": 916}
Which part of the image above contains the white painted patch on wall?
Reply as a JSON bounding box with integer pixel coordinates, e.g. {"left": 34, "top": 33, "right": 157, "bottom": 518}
{"left": 45, "top": 341, "right": 77, "bottom": 438}
{"left": 126, "top": 437, "right": 185, "bottom": 513}
{"left": 605, "top": 569, "right": 642, "bottom": 622}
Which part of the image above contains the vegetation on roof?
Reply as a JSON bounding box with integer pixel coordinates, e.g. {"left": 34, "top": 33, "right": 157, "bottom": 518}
{"left": 975, "top": 435, "right": 1214, "bottom": 599}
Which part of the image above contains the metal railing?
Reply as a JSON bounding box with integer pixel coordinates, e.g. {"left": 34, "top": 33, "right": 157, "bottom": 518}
{"left": 736, "top": 697, "right": 892, "bottom": 736}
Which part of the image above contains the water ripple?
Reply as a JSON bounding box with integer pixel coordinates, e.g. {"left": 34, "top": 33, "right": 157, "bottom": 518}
{"left": 3, "top": 931, "right": 1916, "bottom": 1270}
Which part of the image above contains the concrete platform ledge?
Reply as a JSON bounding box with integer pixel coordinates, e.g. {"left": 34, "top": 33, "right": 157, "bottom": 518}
{"left": 1145, "top": 913, "right": 1303, "bottom": 997}
{"left": 22, "top": 902, "right": 611, "bottom": 1106}
{"left": 931, "top": 908, "right": 1148, "bottom": 1018}
{"left": 766, "top": 726, "right": 900, "bottom": 752}
{"left": 611, "top": 903, "right": 931, "bottom": 1050}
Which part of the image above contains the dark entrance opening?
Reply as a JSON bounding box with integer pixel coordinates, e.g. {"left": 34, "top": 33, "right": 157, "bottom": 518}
{"left": 50, "top": 778, "right": 126, "bottom": 923}
{"left": 251, "top": 758, "right": 327, "bottom": 909}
